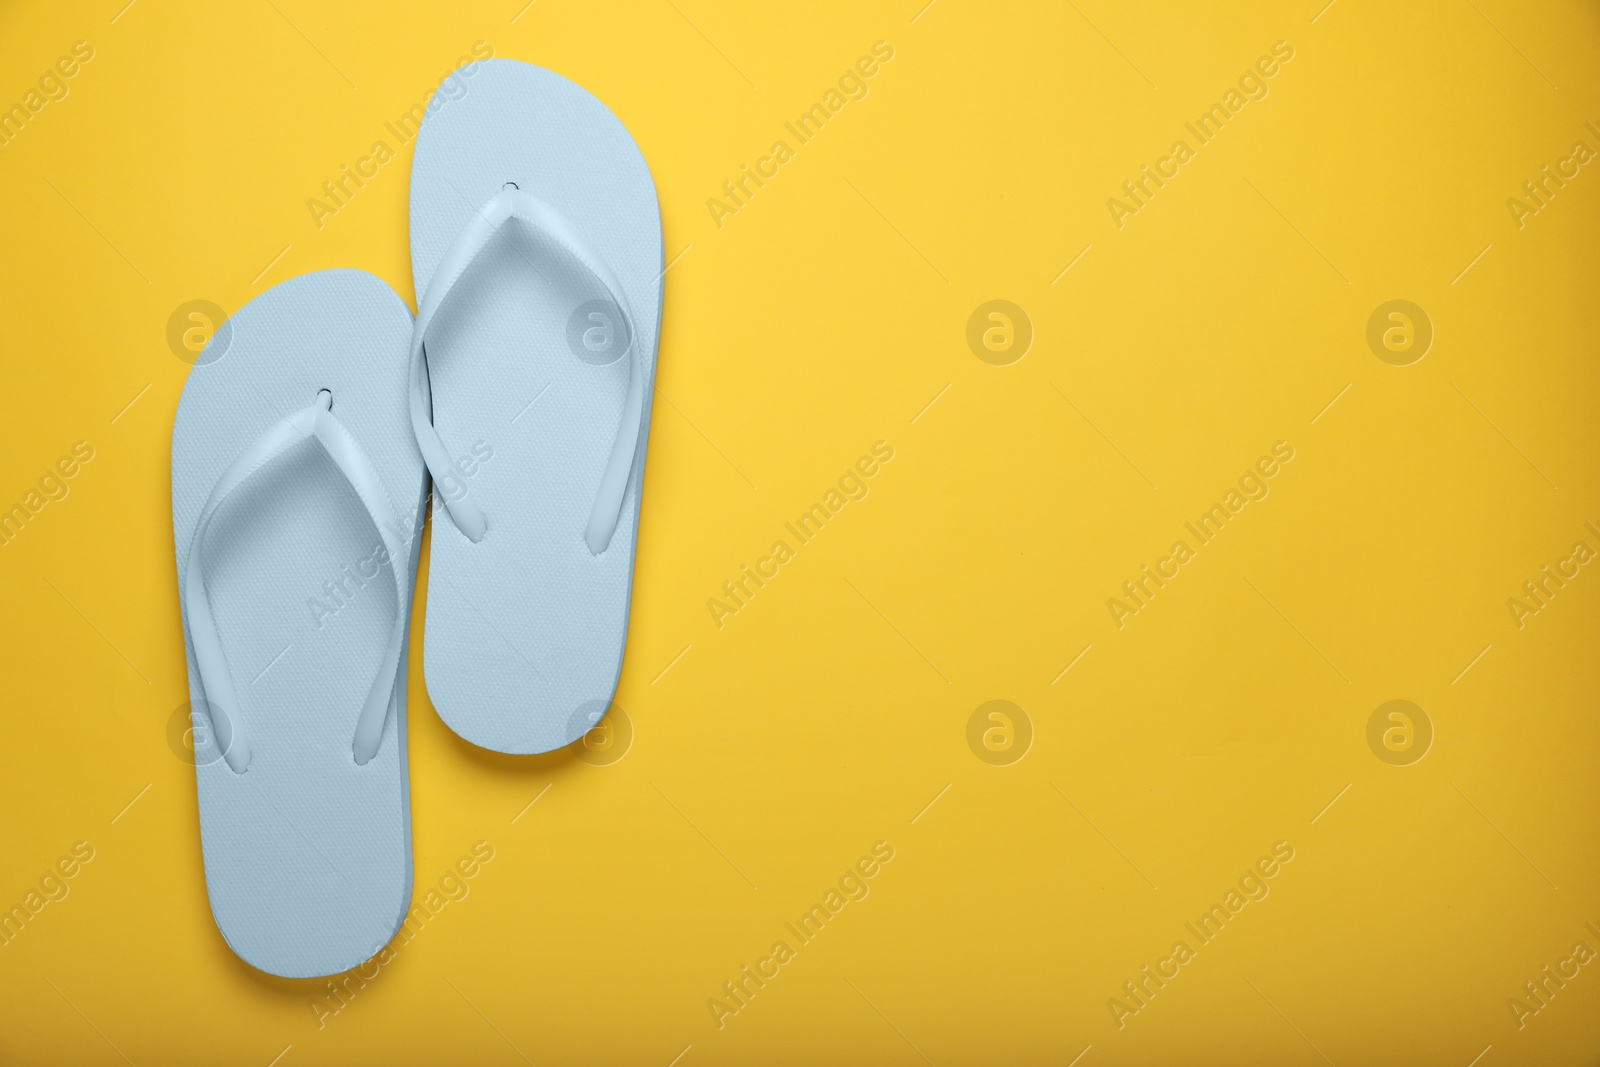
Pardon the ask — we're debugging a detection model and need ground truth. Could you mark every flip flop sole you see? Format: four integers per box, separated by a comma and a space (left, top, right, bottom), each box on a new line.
410, 60, 663, 754
171, 269, 424, 978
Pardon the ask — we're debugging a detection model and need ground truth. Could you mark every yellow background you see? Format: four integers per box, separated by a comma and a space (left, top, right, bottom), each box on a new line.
3, 0, 1599, 1063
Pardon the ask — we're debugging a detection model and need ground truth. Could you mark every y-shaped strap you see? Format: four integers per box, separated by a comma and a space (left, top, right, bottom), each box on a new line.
408, 186, 645, 555
184, 392, 409, 773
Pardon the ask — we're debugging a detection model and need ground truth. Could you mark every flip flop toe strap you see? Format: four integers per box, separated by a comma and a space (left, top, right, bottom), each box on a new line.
184, 391, 409, 773
408, 186, 646, 555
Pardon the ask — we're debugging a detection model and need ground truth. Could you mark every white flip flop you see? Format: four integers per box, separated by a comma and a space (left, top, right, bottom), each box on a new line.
407, 59, 663, 754
171, 269, 424, 978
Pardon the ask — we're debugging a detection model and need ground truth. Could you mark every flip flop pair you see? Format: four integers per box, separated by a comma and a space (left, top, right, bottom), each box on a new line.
170, 61, 661, 977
